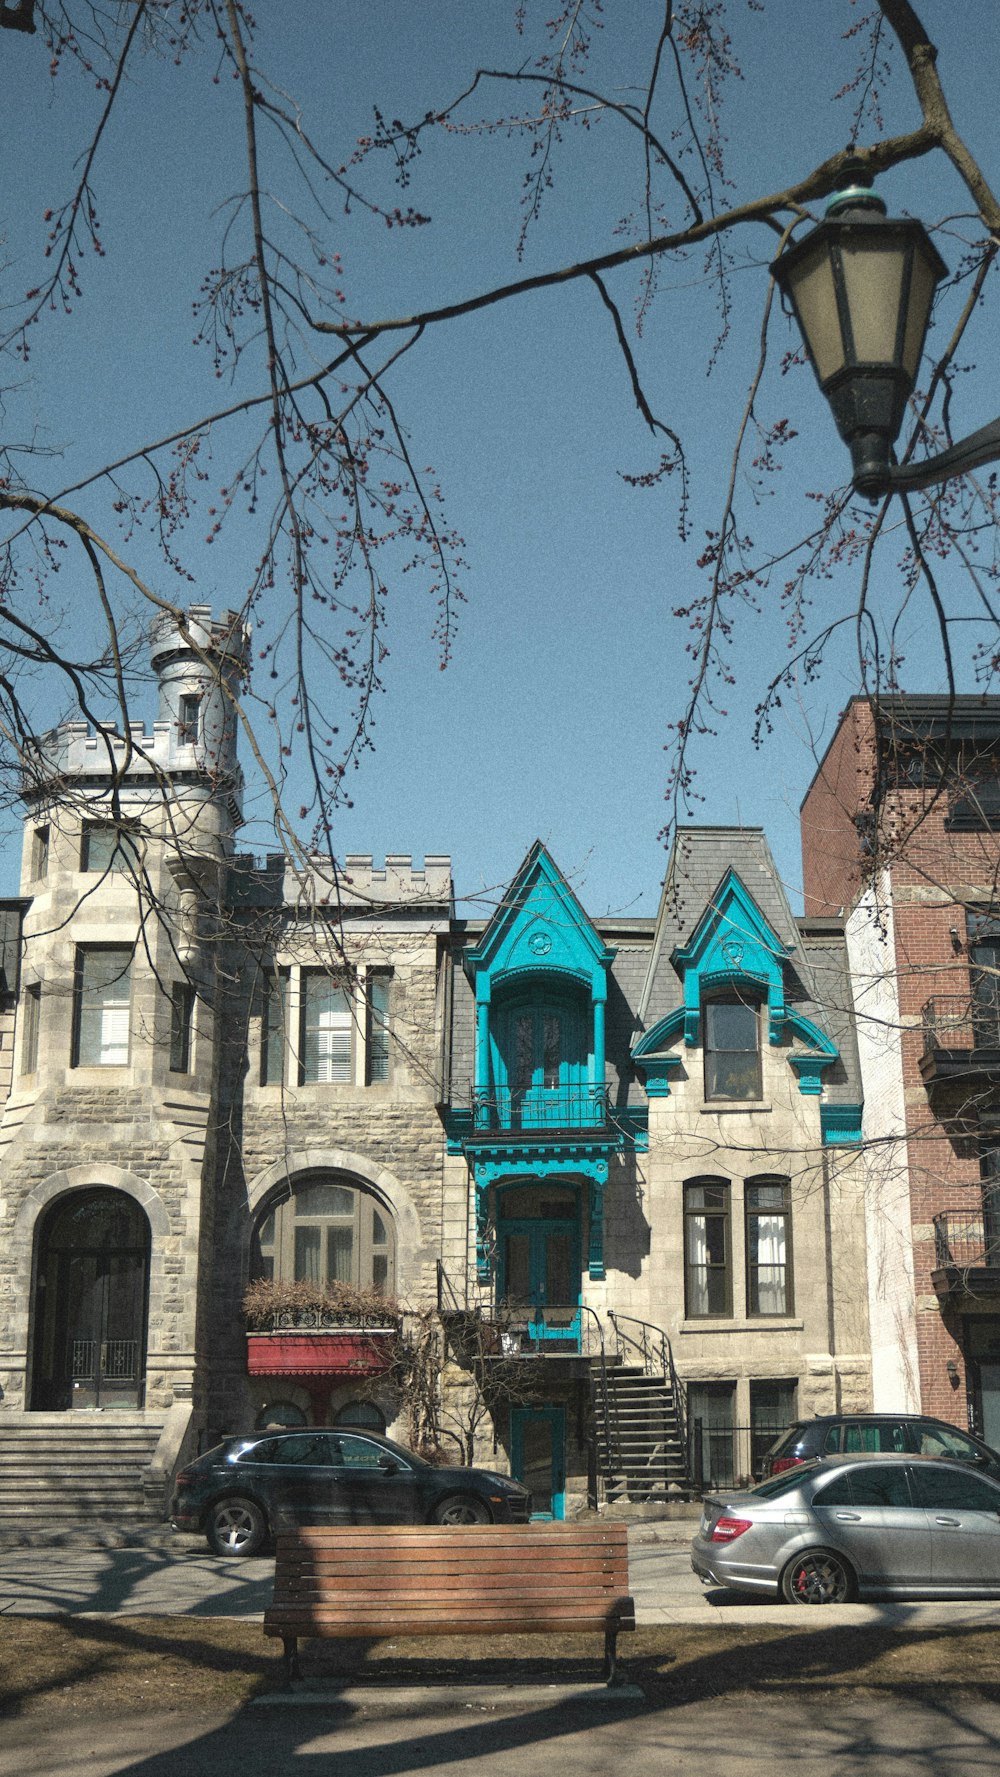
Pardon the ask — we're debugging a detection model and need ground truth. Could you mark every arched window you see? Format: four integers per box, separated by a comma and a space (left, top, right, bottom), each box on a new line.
334, 1399, 387, 1431
252, 1175, 395, 1294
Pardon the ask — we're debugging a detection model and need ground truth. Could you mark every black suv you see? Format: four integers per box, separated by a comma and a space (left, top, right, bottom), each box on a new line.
761, 1414, 1000, 1483
171, 1428, 532, 1556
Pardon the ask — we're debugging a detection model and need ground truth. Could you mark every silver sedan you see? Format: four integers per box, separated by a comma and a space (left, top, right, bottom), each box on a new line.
691, 1452, 1000, 1603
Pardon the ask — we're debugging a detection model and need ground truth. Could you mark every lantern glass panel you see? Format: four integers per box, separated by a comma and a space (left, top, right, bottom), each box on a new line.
838, 239, 905, 365
784, 243, 843, 383
901, 247, 939, 380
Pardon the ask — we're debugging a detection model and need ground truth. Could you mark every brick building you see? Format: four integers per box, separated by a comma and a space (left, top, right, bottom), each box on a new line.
801, 695, 1000, 1445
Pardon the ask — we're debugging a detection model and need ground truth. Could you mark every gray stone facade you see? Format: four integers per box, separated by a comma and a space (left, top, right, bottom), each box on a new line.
0, 611, 874, 1516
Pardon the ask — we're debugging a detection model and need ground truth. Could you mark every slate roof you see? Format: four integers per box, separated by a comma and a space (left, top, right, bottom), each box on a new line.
633, 828, 863, 1100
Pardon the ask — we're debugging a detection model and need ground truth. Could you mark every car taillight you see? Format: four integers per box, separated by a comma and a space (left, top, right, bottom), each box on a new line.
175, 1469, 194, 1489
769, 1456, 803, 1475
710, 1516, 753, 1543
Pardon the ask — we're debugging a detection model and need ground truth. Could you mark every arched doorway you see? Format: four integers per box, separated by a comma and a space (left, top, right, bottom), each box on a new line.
31, 1189, 151, 1410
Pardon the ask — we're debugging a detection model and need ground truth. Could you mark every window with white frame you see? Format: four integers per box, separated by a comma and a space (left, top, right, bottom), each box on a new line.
72, 946, 132, 1066
745, 1178, 793, 1315
253, 1176, 394, 1293
300, 971, 353, 1083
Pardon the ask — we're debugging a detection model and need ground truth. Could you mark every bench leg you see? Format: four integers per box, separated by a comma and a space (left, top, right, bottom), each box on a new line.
603, 1627, 619, 1686
282, 1636, 301, 1688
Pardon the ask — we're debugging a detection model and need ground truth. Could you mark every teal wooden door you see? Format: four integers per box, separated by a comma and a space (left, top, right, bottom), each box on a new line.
511, 1406, 566, 1519
496, 1184, 580, 1347
497, 999, 586, 1129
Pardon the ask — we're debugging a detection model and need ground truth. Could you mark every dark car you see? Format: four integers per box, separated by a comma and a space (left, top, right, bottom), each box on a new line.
760, 1414, 1000, 1483
171, 1428, 532, 1555
692, 1453, 1000, 1602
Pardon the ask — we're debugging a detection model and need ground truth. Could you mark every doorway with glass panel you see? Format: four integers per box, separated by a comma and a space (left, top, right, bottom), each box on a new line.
495, 1182, 580, 1348
31, 1188, 150, 1411
510, 1405, 566, 1519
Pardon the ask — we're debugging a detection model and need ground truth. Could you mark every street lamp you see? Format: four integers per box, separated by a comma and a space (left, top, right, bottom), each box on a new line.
771, 161, 1000, 500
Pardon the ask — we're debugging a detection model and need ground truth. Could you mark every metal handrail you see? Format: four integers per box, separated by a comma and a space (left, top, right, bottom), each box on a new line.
607, 1308, 687, 1459
436, 1257, 465, 1314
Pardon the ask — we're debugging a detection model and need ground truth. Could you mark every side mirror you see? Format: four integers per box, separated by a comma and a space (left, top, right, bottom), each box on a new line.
377, 1455, 400, 1475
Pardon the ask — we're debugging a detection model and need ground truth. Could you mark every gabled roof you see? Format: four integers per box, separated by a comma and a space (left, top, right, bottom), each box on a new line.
464, 840, 614, 995
638, 828, 809, 1029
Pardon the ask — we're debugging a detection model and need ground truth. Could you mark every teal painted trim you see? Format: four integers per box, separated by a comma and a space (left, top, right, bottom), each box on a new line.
789, 1053, 835, 1095
511, 1406, 566, 1520
464, 843, 613, 997
611, 1106, 649, 1150
588, 1178, 605, 1280
636, 1053, 684, 1098
787, 1010, 838, 1055
471, 1146, 611, 1190
475, 1170, 491, 1281
443, 1106, 474, 1155
821, 1103, 864, 1145
633, 1006, 686, 1057
669, 868, 791, 1045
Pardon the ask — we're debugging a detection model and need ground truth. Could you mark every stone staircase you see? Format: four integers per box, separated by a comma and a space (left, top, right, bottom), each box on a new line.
592, 1365, 690, 1501
0, 1415, 167, 1544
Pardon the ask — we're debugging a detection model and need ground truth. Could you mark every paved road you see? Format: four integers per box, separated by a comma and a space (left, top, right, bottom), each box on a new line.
4, 1529, 1000, 1629
2, 1689, 1000, 1777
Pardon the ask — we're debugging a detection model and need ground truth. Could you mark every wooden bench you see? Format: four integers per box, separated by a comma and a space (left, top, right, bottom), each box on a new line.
264, 1522, 635, 1685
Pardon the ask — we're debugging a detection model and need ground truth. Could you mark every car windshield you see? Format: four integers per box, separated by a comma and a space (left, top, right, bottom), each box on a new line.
748, 1463, 821, 1499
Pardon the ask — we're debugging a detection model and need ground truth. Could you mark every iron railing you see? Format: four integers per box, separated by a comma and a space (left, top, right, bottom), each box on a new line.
933, 1208, 1000, 1271
464, 1083, 610, 1133
922, 995, 1000, 1054
607, 1308, 687, 1462
688, 1419, 788, 1490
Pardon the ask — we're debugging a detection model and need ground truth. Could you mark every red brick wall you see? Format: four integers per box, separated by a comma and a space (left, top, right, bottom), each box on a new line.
800, 699, 876, 916
801, 700, 1000, 1418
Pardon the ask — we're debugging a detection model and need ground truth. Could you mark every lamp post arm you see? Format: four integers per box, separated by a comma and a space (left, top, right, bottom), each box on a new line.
875, 414, 1000, 496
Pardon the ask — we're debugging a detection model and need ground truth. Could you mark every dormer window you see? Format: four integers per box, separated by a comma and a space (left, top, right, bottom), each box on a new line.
704, 995, 761, 1101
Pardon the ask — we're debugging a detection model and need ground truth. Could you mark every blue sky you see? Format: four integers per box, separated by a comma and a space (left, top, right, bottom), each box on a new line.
3, 3, 998, 917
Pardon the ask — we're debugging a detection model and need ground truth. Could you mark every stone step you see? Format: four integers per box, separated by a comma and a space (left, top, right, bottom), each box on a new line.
0, 1421, 164, 1523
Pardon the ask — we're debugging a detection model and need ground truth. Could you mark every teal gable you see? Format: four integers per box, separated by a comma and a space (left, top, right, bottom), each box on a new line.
450, 842, 641, 1289
634, 867, 839, 1106
671, 868, 793, 1047
464, 840, 616, 1119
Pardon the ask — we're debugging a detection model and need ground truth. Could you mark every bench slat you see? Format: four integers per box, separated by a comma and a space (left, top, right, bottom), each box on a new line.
274, 1527, 626, 1549
277, 1564, 626, 1582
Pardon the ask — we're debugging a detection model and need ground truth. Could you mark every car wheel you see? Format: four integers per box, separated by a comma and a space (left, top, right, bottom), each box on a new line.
780, 1547, 856, 1605
430, 1494, 492, 1526
207, 1496, 267, 1557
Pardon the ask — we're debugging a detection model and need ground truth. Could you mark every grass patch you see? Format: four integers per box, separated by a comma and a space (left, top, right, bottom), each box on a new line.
4, 1617, 1000, 1718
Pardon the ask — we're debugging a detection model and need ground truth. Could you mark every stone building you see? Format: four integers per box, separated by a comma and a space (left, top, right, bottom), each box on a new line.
0, 608, 875, 1526
801, 694, 1000, 1445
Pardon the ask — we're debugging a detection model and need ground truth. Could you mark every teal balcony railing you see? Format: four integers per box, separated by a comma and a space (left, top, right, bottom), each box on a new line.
470, 1083, 609, 1133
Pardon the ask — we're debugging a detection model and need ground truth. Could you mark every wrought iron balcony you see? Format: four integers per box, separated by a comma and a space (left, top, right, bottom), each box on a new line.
932, 1207, 1000, 1302
468, 1083, 610, 1135
920, 996, 1000, 1088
